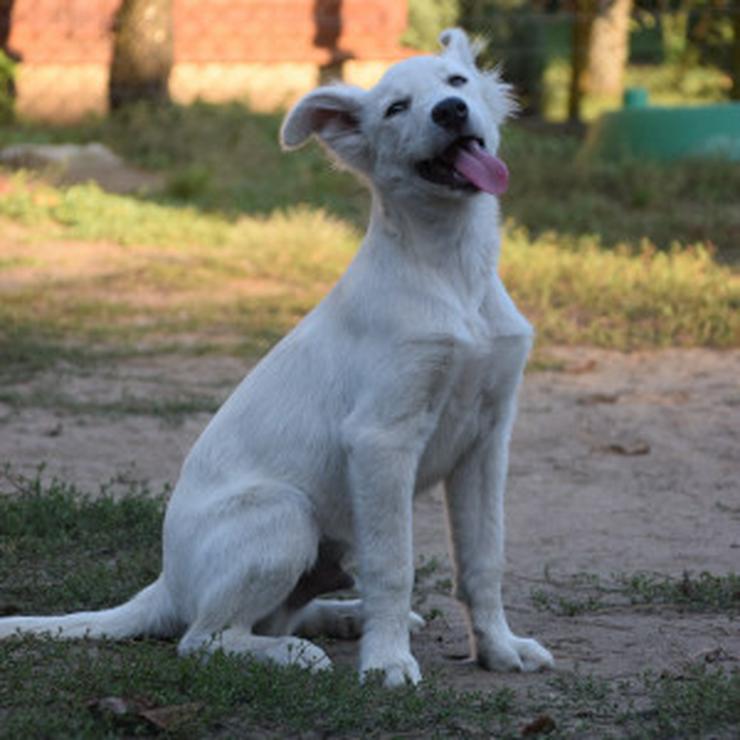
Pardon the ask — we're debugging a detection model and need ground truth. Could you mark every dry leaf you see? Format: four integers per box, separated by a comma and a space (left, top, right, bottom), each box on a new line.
564, 359, 598, 374
88, 695, 204, 732
577, 393, 621, 405
521, 713, 557, 735
601, 442, 651, 456
140, 702, 205, 731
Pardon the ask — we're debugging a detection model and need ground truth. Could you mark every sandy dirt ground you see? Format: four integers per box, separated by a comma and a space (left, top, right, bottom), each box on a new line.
1, 346, 738, 720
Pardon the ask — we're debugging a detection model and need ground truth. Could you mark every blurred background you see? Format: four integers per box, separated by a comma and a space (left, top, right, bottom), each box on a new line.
0, 1, 738, 367
1, 0, 738, 124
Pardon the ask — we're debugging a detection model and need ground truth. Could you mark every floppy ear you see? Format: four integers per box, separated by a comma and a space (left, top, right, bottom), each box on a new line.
439, 28, 481, 68
280, 84, 369, 172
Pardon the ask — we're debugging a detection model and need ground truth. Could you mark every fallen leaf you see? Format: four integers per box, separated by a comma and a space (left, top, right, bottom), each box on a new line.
564, 359, 598, 374
577, 393, 621, 405
140, 702, 205, 731
601, 442, 651, 456
521, 713, 557, 735
88, 696, 204, 732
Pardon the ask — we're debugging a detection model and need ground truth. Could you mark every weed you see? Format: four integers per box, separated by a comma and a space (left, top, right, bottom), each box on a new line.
1, 468, 738, 737
531, 570, 739, 617
0, 466, 164, 614
0, 387, 221, 425
634, 665, 740, 738
618, 571, 740, 613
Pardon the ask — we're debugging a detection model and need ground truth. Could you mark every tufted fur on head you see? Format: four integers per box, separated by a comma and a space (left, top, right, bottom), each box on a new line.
281, 28, 517, 202
439, 28, 518, 125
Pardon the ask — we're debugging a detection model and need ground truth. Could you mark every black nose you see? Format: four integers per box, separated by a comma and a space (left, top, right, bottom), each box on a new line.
431, 97, 468, 131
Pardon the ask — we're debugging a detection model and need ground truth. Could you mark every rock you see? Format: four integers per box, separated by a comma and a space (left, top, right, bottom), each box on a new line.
0, 142, 164, 194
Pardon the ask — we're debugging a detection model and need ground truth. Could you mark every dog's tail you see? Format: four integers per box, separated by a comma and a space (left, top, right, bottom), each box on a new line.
0, 575, 181, 641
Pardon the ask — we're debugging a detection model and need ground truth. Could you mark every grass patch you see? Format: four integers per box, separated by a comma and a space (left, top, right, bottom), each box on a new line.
3, 100, 739, 259
541, 666, 740, 738
1, 101, 739, 375
503, 233, 740, 349
1, 468, 738, 737
1, 179, 737, 374
0, 467, 164, 614
531, 570, 740, 617
0, 387, 221, 424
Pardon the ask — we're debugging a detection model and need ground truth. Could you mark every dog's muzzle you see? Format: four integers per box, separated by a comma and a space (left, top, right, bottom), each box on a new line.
416, 136, 509, 196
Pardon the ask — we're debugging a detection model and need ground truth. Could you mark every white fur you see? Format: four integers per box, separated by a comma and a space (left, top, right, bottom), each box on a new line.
0, 30, 553, 687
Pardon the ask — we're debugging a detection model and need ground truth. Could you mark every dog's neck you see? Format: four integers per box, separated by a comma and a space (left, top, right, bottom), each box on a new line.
366, 190, 501, 299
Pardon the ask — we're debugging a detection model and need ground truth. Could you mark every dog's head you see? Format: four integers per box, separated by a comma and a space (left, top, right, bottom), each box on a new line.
281, 29, 515, 203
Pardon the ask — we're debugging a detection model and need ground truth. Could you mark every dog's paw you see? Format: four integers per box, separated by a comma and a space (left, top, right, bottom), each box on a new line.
360, 644, 422, 688
477, 632, 553, 673
268, 637, 333, 673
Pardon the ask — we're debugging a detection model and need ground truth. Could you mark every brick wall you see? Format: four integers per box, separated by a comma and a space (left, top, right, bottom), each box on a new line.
5, 0, 409, 119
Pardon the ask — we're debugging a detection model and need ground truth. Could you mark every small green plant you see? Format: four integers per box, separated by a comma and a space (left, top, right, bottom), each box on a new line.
639, 665, 740, 738
618, 571, 740, 612
532, 570, 740, 617
0, 49, 15, 124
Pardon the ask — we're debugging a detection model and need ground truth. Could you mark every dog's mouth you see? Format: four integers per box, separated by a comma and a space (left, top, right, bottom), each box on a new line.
416, 137, 509, 196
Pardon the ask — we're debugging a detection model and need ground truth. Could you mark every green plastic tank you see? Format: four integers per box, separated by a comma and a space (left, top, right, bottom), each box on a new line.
583, 88, 740, 162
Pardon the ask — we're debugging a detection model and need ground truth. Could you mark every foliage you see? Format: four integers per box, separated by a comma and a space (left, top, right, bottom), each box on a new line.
460, 0, 547, 114
402, 0, 461, 51
0, 49, 14, 124
0, 101, 738, 373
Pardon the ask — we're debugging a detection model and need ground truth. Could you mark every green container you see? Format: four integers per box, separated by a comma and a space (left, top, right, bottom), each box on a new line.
584, 90, 740, 162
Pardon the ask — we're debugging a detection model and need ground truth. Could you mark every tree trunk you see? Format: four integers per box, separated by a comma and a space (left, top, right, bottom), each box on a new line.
731, 0, 740, 100
569, 0, 597, 122
587, 0, 633, 96
109, 0, 173, 110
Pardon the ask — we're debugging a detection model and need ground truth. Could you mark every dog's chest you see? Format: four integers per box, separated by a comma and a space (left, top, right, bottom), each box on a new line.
417, 330, 530, 489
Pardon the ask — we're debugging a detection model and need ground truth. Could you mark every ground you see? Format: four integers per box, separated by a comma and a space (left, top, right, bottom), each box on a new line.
2, 344, 738, 734
0, 130, 738, 734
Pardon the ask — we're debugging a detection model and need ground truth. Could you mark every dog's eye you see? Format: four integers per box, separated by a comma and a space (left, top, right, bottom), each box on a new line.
448, 74, 468, 87
384, 99, 410, 118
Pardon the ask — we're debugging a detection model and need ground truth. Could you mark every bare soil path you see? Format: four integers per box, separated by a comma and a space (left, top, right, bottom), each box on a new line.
1, 347, 738, 723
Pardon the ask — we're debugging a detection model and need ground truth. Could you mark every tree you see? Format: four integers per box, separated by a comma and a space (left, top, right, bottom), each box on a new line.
0, 0, 16, 122
569, 0, 596, 122
109, 0, 173, 110
460, 0, 547, 116
733, 0, 740, 99
568, 0, 633, 121
587, 0, 633, 96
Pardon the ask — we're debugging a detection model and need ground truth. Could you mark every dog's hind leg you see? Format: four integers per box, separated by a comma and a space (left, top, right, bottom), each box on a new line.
290, 599, 425, 640
169, 482, 331, 671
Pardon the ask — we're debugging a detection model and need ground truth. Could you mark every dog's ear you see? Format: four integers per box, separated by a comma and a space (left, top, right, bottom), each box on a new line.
439, 28, 482, 69
280, 84, 369, 171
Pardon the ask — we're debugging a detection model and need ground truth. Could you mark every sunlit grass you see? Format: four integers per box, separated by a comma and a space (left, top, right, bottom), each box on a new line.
543, 59, 730, 122
1, 99, 739, 374
1, 175, 737, 373
503, 228, 740, 348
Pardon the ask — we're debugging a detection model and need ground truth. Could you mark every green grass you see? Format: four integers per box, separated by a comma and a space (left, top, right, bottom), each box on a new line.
1, 468, 738, 738
531, 570, 740, 617
543, 59, 730, 123
0, 387, 221, 424
0, 100, 739, 376
0, 466, 164, 614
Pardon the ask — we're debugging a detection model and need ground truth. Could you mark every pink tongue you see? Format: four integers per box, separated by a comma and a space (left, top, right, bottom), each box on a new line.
454, 140, 509, 195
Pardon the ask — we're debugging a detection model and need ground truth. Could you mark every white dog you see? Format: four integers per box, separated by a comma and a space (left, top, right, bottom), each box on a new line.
0, 29, 553, 687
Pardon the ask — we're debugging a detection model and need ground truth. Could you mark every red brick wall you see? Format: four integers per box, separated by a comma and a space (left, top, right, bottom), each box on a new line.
9, 0, 120, 64
8, 0, 408, 66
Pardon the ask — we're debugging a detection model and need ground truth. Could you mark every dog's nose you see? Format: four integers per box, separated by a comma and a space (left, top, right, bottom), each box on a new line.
431, 97, 468, 131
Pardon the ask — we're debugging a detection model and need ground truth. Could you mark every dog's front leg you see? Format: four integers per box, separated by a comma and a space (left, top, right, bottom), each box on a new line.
345, 427, 421, 687
445, 395, 554, 673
